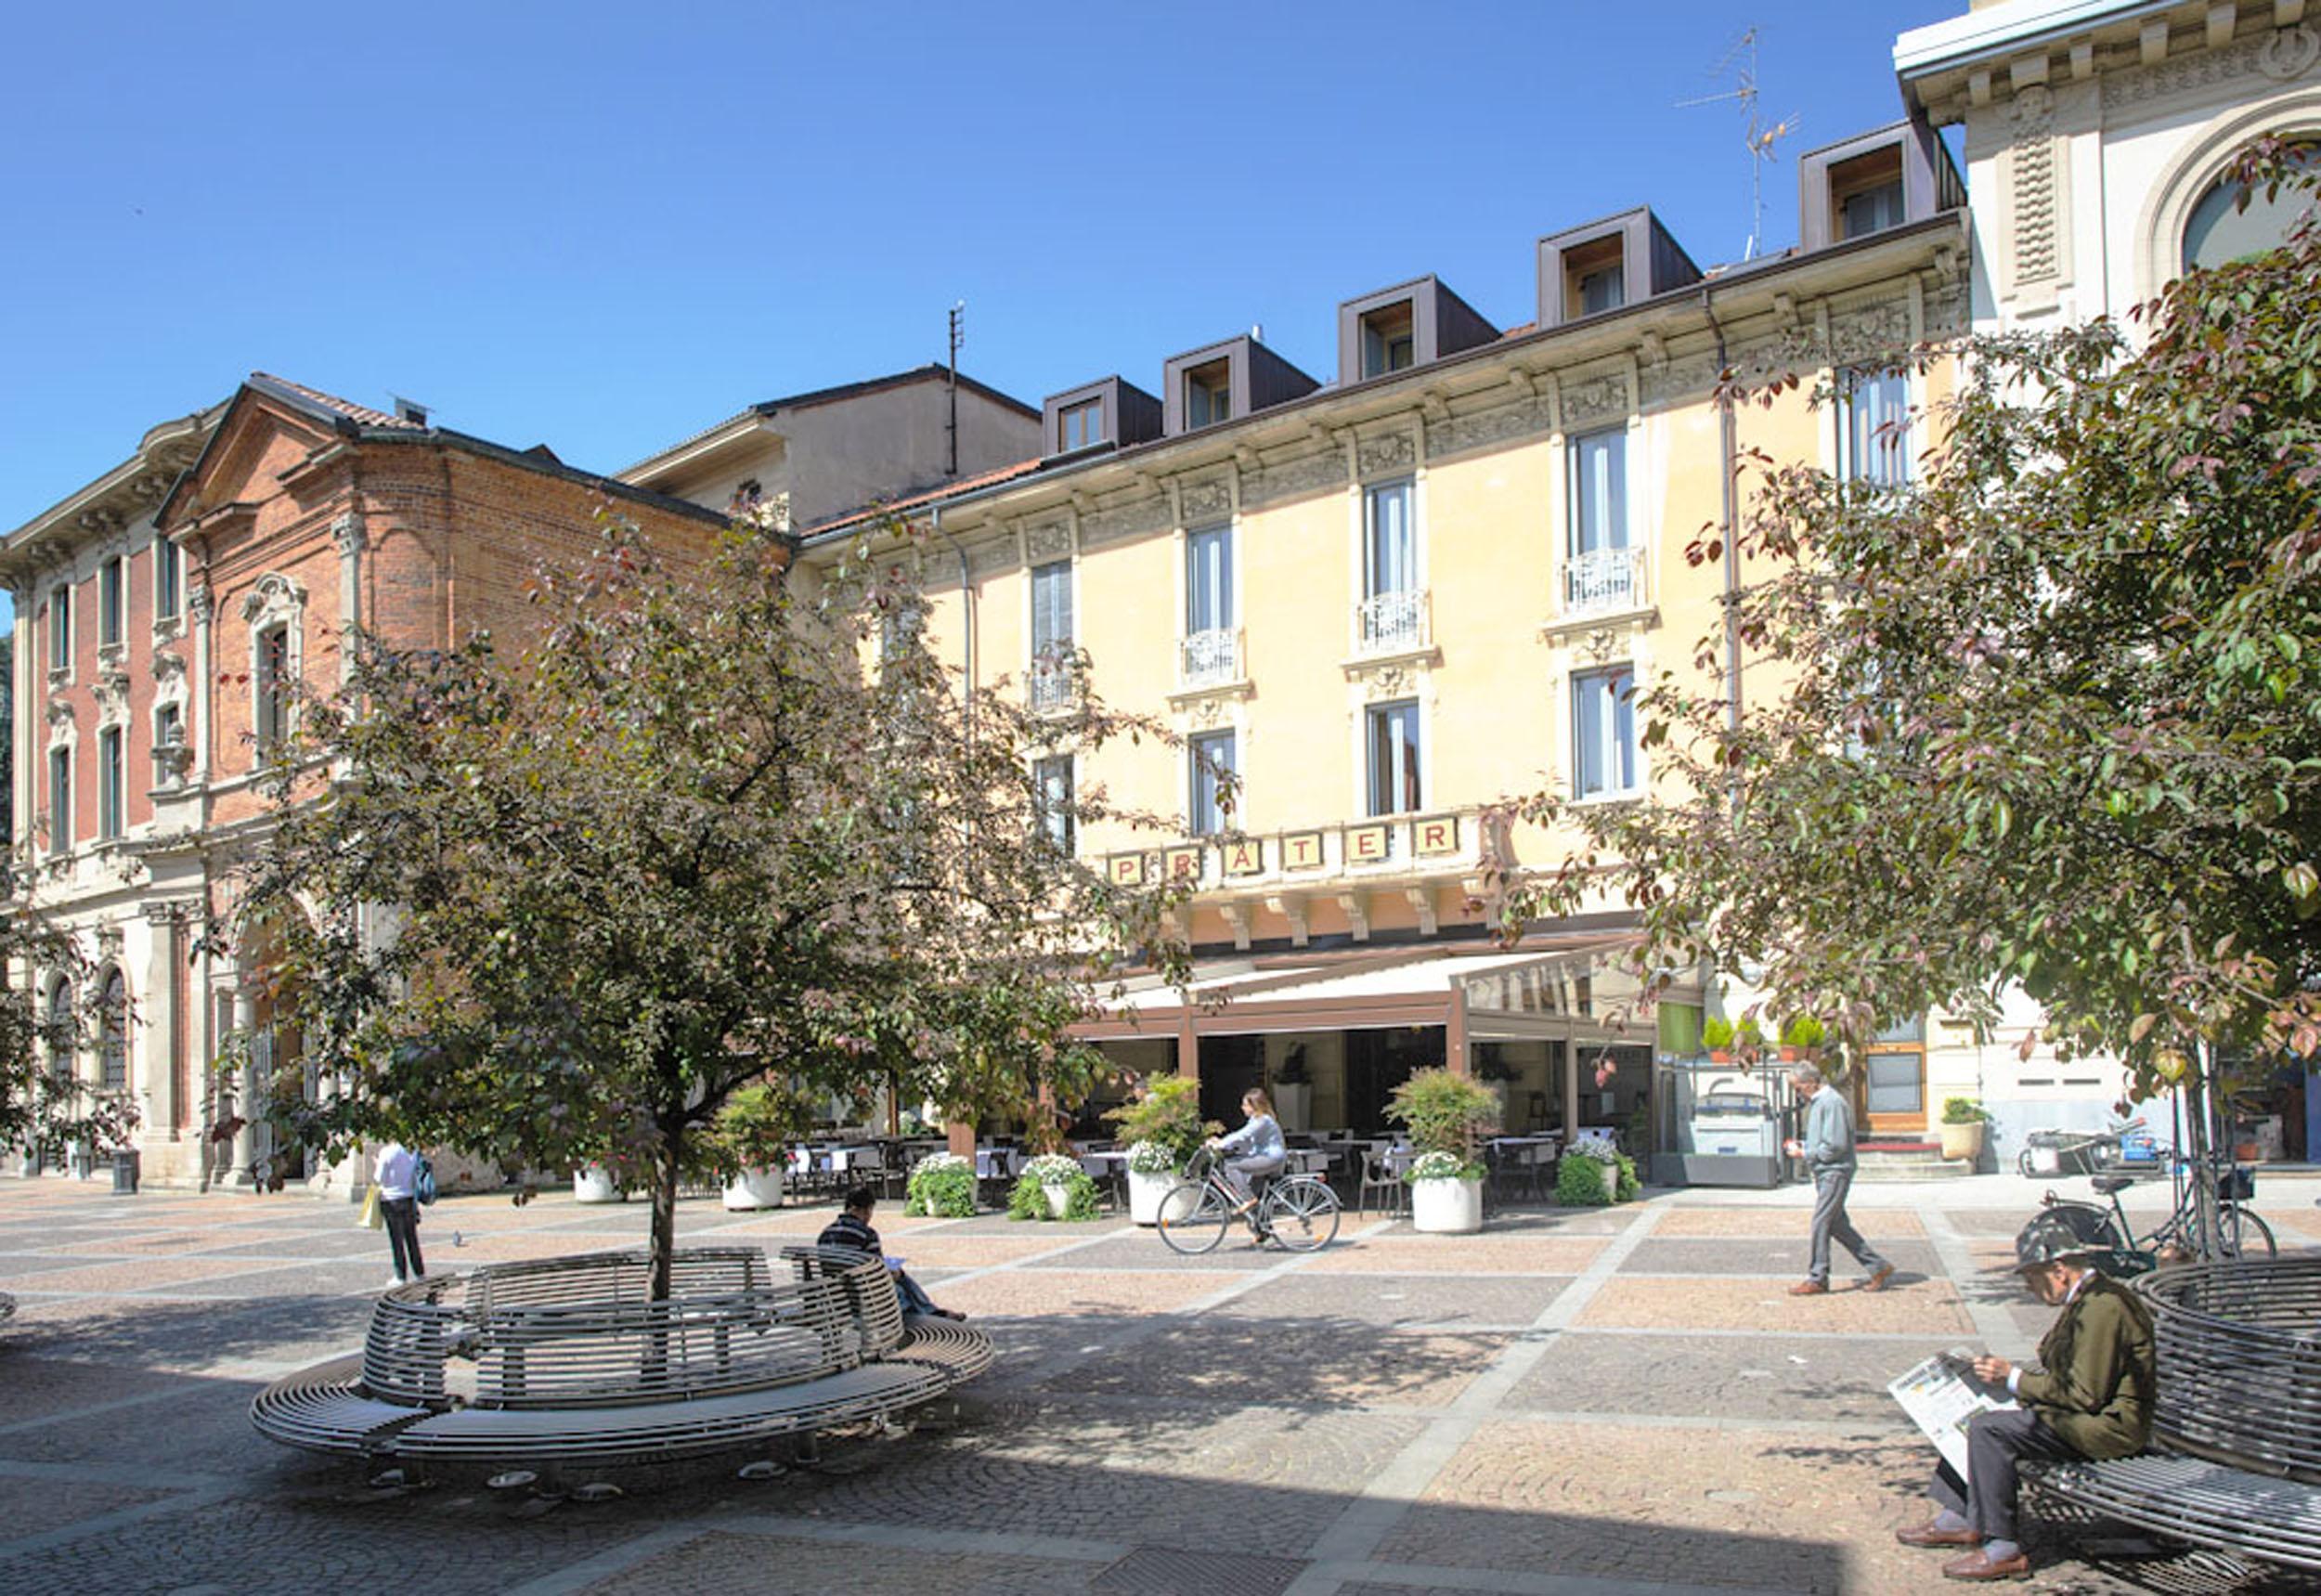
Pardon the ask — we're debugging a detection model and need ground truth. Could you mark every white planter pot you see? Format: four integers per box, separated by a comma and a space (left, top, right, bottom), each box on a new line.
722, 1166, 784, 1211
1272, 1083, 1312, 1134
1410, 1174, 1485, 1234
1128, 1167, 1176, 1226
1043, 1183, 1073, 1219
573, 1165, 624, 1204
1600, 1161, 1619, 1201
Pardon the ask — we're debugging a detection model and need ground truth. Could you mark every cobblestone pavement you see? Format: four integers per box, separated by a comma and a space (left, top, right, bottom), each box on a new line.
3, 1172, 2317, 1595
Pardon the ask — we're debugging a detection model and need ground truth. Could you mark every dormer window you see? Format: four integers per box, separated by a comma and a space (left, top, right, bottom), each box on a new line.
1359, 303, 1415, 378
1832, 147, 1906, 240
1567, 237, 1627, 318
1057, 397, 1103, 452
1184, 359, 1232, 428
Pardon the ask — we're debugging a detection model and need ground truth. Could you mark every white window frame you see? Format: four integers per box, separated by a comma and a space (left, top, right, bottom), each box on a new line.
1571, 664, 1640, 800
1364, 698, 1424, 818
1839, 368, 1913, 487
1187, 729, 1237, 837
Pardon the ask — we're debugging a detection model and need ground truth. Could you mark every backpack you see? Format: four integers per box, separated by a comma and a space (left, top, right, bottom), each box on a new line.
412, 1153, 438, 1206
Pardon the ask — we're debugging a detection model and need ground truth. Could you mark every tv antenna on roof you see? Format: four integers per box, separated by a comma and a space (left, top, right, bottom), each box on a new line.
1677, 27, 1799, 262
946, 300, 965, 478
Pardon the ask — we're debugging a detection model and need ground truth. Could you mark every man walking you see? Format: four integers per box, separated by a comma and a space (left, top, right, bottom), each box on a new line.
372, 1139, 425, 1288
1783, 1061, 1893, 1295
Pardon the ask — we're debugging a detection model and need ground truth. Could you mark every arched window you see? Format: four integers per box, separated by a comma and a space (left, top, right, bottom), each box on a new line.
45, 979, 74, 1081
2182, 147, 2317, 271
97, 968, 127, 1091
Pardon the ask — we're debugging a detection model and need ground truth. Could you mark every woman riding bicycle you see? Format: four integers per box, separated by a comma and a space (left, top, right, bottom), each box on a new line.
1209, 1087, 1286, 1214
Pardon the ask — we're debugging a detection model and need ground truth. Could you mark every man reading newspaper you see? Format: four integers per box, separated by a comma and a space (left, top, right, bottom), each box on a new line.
1894, 1213, 2156, 1582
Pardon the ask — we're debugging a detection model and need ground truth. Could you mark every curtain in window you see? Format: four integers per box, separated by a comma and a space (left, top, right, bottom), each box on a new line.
47, 980, 73, 1080
1035, 756, 1074, 852
1367, 701, 1421, 816
1574, 668, 1636, 798
1186, 526, 1233, 634
1189, 732, 1236, 835
1571, 430, 1627, 554
1848, 373, 1909, 487
1364, 481, 1416, 599
98, 969, 127, 1090
1031, 562, 1073, 657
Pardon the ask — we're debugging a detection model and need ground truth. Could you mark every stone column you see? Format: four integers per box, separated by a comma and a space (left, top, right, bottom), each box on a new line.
227, 985, 256, 1185
332, 512, 365, 683
1562, 1038, 1583, 1142
141, 902, 181, 1139
188, 585, 214, 786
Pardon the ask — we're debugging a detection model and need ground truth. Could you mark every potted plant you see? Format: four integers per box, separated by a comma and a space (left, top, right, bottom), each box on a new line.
1702, 1016, 1736, 1063
712, 1083, 800, 1211
1387, 1067, 1499, 1234
1555, 1138, 1640, 1204
1734, 1016, 1766, 1059
1104, 1076, 1214, 1226
1778, 1015, 1827, 1062
573, 1163, 625, 1203
1271, 1045, 1313, 1134
1010, 1152, 1100, 1221
904, 1150, 977, 1216
1940, 1097, 1988, 1162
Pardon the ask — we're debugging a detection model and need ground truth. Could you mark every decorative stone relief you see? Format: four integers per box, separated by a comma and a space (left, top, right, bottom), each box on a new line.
1562, 372, 1629, 427
966, 538, 1015, 576
331, 512, 367, 556
1078, 497, 1170, 550
1178, 477, 1232, 521
45, 699, 74, 728
2006, 85, 2062, 288
188, 586, 214, 625
1024, 520, 1072, 563
1423, 396, 1551, 461
1187, 696, 1227, 730
2263, 23, 2321, 80
1828, 300, 1914, 364
1242, 448, 1347, 511
1640, 353, 1724, 409
240, 572, 306, 623
1361, 664, 1412, 697
1925, 279, 1972, 340
1355, 431, 1417, 478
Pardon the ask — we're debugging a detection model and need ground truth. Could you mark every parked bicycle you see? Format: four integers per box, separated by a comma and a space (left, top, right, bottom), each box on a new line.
2016, 1115, 2148, 1177
2040, 1157, 2276, 1272
1157, 1147, 1341, 1255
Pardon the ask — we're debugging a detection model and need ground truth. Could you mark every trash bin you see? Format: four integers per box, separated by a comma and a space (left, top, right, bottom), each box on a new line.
110, 1148, 139, 1195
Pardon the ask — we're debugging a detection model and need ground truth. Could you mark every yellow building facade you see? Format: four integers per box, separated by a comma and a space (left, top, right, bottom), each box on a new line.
799, 123, 1969, 1145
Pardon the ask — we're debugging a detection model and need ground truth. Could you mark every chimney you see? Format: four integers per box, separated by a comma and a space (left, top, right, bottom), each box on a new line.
392, 396, 430, 426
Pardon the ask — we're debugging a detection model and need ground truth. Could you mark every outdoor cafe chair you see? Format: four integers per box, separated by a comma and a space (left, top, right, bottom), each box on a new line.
1356, 1148, 1406, 1218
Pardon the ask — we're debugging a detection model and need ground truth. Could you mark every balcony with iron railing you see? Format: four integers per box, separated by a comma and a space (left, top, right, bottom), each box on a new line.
1178, 627, 1244, 691
1562, 545, 1645, 616
1353, 587, 1432, 658
1028, 653, 1078, 713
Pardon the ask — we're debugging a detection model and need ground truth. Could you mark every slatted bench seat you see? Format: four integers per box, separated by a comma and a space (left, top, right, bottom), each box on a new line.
2027, 1255, 2321, 1574
250, 1244, 991, 1472
0, 1291, 15, 1326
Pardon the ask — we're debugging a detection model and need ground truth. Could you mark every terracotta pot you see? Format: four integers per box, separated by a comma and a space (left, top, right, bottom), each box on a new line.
1707, 1048, 1732, 1064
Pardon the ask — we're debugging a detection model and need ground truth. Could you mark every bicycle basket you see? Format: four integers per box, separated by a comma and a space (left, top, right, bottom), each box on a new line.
2218, 1165, 2255, 1202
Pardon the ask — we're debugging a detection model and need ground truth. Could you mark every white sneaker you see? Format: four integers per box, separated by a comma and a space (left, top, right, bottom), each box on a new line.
385, 1274, 407, 1289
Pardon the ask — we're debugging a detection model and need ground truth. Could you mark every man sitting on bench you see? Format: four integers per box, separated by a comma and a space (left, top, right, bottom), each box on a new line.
818, 1187, 966, 1321
1896, 1212, 2156, 1581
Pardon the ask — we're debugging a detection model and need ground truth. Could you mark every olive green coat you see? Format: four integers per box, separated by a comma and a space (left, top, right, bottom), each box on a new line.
2016, 1273, 2157, 1460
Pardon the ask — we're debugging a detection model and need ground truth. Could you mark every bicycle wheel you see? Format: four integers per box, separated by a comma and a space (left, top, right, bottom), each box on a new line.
1157, 1181, 1232, 1256
2218, 1204, 2278, 1260
1263, 1179, 1341, 1252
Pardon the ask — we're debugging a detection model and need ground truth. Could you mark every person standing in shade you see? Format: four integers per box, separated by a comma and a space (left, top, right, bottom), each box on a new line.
1783, 1061, 1893, 1295
372, 1139, 425, 1288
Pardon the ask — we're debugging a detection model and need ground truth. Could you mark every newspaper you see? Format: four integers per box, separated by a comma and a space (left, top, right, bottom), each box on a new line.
1888, 1346, 2020, 1478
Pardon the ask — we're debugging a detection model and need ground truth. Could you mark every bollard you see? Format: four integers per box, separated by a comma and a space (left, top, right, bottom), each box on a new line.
110, 1148, 139, 1195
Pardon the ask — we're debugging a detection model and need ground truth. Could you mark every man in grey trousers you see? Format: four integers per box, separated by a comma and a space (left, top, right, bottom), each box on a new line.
1782, 1061, 1894, 1295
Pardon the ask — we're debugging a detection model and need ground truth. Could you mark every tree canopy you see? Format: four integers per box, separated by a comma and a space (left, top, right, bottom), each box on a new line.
0, 893, 139, 1164
229, 513, 1186, 1294
1498, 145, 2321, 1109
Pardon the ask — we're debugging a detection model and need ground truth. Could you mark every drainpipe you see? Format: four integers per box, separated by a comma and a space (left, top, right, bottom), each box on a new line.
930, 505, 974, 712
1700, 282, 1742, 750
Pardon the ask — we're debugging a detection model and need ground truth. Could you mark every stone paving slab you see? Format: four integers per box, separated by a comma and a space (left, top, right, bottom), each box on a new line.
0, 1373, 273, 1476
1388, 1420, 1959, 1595
1021, 1236, 1275, 1272
934, 1268, 1223, 1320
0, 1252, 113, 1276
1655, 1206, 1929, 1239
1578, 1275, 1975, 1335
1623, 1237, 1944, 1280
0, 1356, 202, 1428
1232, 1273, 1573, 1330
578, 1530, 1098, 1594
1305, 1237, 1605, 1276
0, 1474, 176, 1540
1036, 1321, 1506, 1410
1509, 1330, 1921, 1427
136, 1262, 395, 1300
0, 1255, 292, 1294
881, 1236, 1096, 1268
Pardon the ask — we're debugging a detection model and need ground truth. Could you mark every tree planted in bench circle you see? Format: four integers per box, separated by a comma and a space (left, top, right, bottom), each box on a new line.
228, 512, 1188, 1298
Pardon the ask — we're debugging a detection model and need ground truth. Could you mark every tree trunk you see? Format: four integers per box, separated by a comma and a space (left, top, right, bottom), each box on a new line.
648, 1135, 681, 1302
2185, 1058, 2221, 1260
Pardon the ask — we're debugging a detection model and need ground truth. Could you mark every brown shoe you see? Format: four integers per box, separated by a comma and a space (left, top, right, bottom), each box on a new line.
1897, 1522, 1980, 1549
1788, 1279, 1829, 1296
1941, 1549, 2029, 1580
1864, 1264, 1897, 1292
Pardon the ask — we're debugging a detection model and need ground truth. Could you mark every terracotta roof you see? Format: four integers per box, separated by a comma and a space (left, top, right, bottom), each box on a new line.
248, 372, 424, 431
806, 456, 1048, 538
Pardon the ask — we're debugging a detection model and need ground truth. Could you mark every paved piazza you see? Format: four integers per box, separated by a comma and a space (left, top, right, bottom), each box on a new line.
2, 1174, 2315, 1595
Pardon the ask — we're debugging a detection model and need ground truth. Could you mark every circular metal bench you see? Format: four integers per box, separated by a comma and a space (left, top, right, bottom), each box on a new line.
2033, 1255, 2321, 1573
250, 1244, 990, 1471
0, 1291, 15, 1327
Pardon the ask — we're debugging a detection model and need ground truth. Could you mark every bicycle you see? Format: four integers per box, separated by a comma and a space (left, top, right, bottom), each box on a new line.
2040, 1157, 2276, 1272
1157, 1147, 1341, 1255
2016, 1115, 2146, 1177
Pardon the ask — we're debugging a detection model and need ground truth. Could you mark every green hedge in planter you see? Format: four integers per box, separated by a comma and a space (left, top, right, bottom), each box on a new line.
1555, 1146, 1640, 1206
905, 1153, 976, 1217
1007, 1153, 1102, 1222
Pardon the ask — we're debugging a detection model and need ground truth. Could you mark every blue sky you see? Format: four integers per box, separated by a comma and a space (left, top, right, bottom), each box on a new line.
0, 0, 1957, 625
